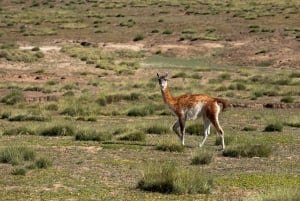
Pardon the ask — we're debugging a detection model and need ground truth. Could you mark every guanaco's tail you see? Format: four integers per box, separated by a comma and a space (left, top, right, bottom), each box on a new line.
214, 98, 227, 111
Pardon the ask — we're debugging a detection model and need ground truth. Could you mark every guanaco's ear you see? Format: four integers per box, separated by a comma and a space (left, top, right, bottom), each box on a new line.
157, 73, 160, 78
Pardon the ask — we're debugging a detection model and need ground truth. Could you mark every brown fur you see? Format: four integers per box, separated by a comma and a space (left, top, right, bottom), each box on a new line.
157, 73, 227, 149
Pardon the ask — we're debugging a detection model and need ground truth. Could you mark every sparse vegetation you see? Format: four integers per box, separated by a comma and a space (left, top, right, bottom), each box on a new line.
223, 144, 272, 158
0, 0, 299, 200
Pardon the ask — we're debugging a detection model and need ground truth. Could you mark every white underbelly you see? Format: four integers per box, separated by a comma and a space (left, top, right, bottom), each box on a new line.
186, 103, 204, 120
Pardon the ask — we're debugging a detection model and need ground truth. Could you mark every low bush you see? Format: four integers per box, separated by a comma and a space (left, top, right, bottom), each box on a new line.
186, 123, 203, 135
137, 161, 213, 194
75, 129, 112, 141
171, 72, 188, 78
249, 188, 300, 201
127, 106, 155, 117
39, 125, 75, 136
35, 157, 53, 169
146, 125, 169, 134
156, 139, 184, 152
242, 126, 257, 131
280, 96, 294, 103
133, 34, 144, 41
0, 49, 44, 62
0, 146, 36, 165
1, 89, 24, 105
264, 123, 283, 132
11, 167, 26, 176
3, 127, 35, 136
8, 114, 48, 122
284, 122, 300, 128
45, 103, 59, 111
223, 144, 272, 158
118, 131, 145, 142
191, 149, 213, 165
0, 111, 11, 119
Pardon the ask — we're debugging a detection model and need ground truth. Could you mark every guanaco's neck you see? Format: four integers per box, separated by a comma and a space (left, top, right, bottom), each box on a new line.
161, 85, 175, 106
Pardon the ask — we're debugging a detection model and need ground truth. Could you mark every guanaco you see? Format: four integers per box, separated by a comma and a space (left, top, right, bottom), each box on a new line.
157, 73, 227, 150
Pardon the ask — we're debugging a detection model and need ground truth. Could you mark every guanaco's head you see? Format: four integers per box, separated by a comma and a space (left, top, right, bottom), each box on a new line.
157, 73, 168, 91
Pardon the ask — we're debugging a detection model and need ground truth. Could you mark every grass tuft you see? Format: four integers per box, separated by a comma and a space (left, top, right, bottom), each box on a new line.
118, 131, 146, 142
35, 157, 53, 169
39, 125, 75, 136
156, 138, 184, 152
3, 127, 36, 136
1, 89, 24, 105
11, 167, 26, 176
137, 161, 213, 194
0, 146, 36, 165
75, 129, 112, 142
264, 123, 283, 132
186, 123, 203, 135
146, 125, 169, 134
223, 144, 272, 158
191, 149, 214, 165
249, 188, 300, 201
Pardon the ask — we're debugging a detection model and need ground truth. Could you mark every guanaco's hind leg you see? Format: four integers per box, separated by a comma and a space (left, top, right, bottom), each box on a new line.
205, 102, 225, 150
199, 117, 211, 148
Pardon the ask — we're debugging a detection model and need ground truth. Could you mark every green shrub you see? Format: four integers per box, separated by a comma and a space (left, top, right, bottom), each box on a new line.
250, 188, 300, 201
146, 125, 169, 134
8, 114, 48, 122
242, 126, 257, 131
0, 146, 36, 165
133, 34, 144, 41
40, 125, 75, 136
11, 167, 26, 175
223, 144, 272, 158
171, 72, 188, 78
284, 122, 300, 128
218, 73, 231, 80
45, 103, 58, 111
3, 127, 35, 136
96, 97, 107, 106
0, 111, 11, 119
280, 96, 294, 103
156, 140, 184, 152
191, 149, 213, 165
1, 90, 24, 105
162, 29, 172, 35
35, 157, 52, 169
0, 41, 18, 49
0, 49, 43, 62
118, 131, 145, 141
75, 129, 112, 141
127, 106, 155, 117
236, 83, 247, 90
186, 123, 203, 135
289, 72, 300, 78
264, 123, 283, 132
137, 161, 213, 194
